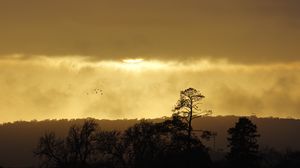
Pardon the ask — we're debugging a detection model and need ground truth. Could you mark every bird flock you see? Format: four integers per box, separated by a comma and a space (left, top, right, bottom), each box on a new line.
85, 88, 103, 95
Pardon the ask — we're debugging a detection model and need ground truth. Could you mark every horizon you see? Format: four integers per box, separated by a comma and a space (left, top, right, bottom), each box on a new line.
2, 114, 300, 125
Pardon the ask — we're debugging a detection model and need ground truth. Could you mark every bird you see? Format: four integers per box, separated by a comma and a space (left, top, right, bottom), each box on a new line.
87, 88, 104, 95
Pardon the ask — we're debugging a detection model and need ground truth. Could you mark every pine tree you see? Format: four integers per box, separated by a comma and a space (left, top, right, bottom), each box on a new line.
227, 117, 260, 168
173, 88, 211, 150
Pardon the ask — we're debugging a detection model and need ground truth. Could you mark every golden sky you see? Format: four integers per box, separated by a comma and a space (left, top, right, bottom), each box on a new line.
0, 0, 300, 122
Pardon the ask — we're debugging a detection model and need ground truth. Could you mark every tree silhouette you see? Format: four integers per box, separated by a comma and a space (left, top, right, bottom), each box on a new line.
227, 117, 260, 168
34, 117, 213, 168
34, 132, 68, 168
124, 120, 171, 168
66, 120, 98, 166
95, 130, 127, 168
160, 115, 211, 168
122, 118, 211, 168
35, 119, 98, 168
201, 130, 218, 151
173, 88, 212, 150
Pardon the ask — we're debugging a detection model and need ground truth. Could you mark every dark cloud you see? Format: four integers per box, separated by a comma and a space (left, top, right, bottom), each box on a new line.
1, 0, 300, 63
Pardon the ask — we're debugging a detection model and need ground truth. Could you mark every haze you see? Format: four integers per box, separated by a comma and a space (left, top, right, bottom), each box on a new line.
1, 0, 300, 122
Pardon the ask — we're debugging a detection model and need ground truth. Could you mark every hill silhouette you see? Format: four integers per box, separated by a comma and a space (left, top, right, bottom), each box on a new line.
0, 116, 300, 167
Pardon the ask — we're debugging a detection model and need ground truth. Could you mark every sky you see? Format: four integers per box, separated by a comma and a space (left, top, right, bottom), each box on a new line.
0, 0, 300, 122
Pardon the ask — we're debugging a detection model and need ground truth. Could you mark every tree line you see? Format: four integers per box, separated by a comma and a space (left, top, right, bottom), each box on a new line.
34, 88, 300, 168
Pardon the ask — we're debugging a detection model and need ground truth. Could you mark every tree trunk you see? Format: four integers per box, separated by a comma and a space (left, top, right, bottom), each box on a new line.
188, 99, 193, 150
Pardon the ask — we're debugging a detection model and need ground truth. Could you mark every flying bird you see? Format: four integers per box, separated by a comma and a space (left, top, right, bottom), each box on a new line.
85, 88, 104, 96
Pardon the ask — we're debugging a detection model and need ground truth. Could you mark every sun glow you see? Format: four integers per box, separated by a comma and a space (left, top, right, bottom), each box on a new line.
121, 58, 146, 71
122, 58, 144, 64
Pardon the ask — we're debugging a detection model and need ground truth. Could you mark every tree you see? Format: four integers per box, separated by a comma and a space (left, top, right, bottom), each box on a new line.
227, 117, 260, 168
66, 120, 98, 166
35, 119, 98, 168
34, 132, 68, 168
122, 118, 211, 168
124, 121, 163, 168
96, 131, 126, 168
173, 88, 211, 150
159, 115, 211, 168
35, 117, 211, 168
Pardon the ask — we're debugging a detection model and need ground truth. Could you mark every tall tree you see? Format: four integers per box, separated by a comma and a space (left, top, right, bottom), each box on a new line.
173, 88, 211, 149
159, 116, 211, 168
35, 120, 98, 168
34, 132, 68, 168
66, 120, 98, 165
227, 117, 260, 168
124, 121, 163, 168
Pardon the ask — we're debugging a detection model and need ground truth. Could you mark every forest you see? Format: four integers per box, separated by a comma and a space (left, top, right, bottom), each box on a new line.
31, 88, 300, 168
0, 88, 299, 168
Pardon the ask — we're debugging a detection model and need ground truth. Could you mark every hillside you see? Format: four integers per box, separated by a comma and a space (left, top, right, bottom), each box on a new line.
0, 116, 300, 167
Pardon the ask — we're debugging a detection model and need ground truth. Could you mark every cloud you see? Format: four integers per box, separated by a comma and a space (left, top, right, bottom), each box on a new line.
262, 75, 300, 118
0, 0, 300, 63
0, 56, 300, 122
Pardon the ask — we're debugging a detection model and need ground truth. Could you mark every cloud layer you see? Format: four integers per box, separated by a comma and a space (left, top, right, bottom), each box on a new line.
0, 56, 299, 122
1, 0, 300, 63
1, 1, 300, 122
